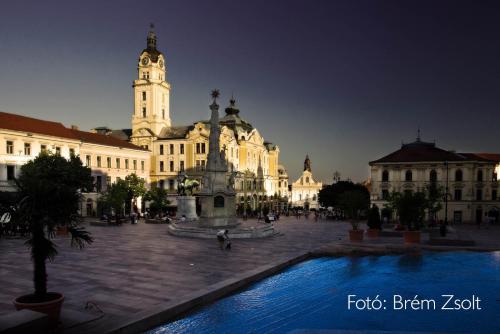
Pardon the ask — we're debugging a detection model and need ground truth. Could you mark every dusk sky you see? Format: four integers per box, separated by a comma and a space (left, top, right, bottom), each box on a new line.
1, 0, 499, 182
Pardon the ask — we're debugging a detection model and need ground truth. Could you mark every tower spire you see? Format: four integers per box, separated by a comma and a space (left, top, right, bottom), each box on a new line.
147, 23, 157, 50
416, 127, 421, 142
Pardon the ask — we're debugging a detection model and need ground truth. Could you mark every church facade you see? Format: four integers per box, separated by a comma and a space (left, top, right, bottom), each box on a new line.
102, 26, 286, 212
290, 155, 323, 209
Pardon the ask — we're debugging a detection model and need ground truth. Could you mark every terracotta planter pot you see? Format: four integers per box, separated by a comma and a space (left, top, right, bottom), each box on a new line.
366, 229, 380, 238
349, 229, 364, 242
14, 292, 64, 326
56, 226, 69, 236
403, 231, 421, 244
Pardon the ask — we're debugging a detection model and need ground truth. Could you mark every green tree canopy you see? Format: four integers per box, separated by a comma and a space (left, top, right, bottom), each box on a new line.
15, 152, 93, 300
144, 187, 170, 215
319, 180, 369, 208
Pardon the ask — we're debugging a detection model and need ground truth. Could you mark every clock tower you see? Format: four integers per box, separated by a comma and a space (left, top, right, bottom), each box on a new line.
131, 24, 171, 144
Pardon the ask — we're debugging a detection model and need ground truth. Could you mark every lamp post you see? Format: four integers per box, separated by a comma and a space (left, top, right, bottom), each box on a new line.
444, 161, 449, 224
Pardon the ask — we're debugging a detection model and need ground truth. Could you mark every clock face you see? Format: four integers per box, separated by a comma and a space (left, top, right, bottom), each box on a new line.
159, 59, 164, 68
141, 57, 149, 65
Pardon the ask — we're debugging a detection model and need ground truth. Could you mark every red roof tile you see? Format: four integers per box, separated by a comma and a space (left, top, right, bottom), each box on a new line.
0, 111, 77, 140
0, 111, 147, 151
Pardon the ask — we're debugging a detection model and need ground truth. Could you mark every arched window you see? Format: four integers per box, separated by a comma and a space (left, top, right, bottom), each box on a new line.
382, 170, 389, 182
305, 177, 309, 183
455, 169, 463, 182
430, 170, 437, 183
405, 170, 413, 182
477, 170, 483, 182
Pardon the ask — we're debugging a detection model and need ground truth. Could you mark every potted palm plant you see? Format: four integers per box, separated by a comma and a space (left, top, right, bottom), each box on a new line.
12, 153, 93, 327
366, 204, 382, 238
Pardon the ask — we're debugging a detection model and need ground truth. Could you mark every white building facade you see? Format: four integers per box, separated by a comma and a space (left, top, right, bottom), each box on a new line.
370, 137, 500, 224
0, 112, 149, 216
291, 155, 323, 209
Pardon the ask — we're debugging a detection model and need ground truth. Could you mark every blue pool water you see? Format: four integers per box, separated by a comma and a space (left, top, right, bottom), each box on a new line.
148, 252, 500, 333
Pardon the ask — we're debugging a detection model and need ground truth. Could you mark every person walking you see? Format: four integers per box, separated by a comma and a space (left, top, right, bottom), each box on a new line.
217, 229, 230, 250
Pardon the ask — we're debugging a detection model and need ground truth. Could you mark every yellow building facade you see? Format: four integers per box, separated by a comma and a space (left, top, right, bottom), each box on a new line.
113, 26, 286, 212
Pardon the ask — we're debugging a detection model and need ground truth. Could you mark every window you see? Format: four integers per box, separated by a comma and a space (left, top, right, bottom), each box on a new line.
454, 189, 462, 201
382, 190, 389, 200
125, 159, 129, 169
405, 170, 413, 182
169, 144, 174, 154
477, 170, 483, 182
476, 189, 482, 201
6, 141, 13, 154
196, 160, 201, 171
96, 176, 102, 193
107, 157, 111, 168
96, 156, 102, 167
116, 158, 120, 169
455, 169, 463, 182
180, 144, 184, 154
142, 107, 146, 118
180, 160, 185, 172
201, 160, 206, 171
430, 170, 437, 183
142, 91, 146, 101
160, 161, 164, 172
162, 109, 165, 119
86, 155, 91, 166
69, 148, 75, 156
55, 147, 61, 155
41, 144, 47, 153
306, 177, 309, 183
169, 179, 174, 190
141, 160, 145, 171
24, 143, 31, 155
159, 180, 165, 189
106, 176, 111, 187
382, 170, 389, 182
159, 145, 164, 155
196, 143, 201, 154
201, 143, 206, 154
7, 165, 15, 180
133, 160, 137, 170
492, 189, 497, 201
170, 161, 174, 172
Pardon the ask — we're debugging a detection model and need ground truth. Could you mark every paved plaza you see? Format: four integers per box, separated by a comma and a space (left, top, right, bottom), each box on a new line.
0, 217, 499, 331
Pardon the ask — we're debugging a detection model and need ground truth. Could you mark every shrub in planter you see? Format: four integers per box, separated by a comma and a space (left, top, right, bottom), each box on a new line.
366, 205, 382, 238
12, 153, 93, 326
349, 221, 364, 242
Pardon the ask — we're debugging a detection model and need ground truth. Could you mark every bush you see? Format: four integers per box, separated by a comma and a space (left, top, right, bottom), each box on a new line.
367, 205, 382, 230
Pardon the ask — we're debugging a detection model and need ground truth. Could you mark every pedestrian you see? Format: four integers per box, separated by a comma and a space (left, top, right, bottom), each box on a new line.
216, 229, 230, 250
180, 214, 186, 223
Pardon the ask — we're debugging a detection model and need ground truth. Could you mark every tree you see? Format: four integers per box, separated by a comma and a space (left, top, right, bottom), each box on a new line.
144, 187, 169, 216
425, 184, 444, 221
99, 179, 129, 217
338, 189, 369, 219
386, 191, 427, 230
319, 180, 369, 208
15, 153, 93, 302
125, 173, 147, 213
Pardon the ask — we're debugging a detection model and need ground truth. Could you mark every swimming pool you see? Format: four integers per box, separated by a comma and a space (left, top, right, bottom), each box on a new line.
148, 252, 500, 333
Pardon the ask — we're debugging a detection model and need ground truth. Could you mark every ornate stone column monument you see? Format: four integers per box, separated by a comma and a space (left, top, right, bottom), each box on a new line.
197, 90, 238, 227
168, 90, 275, 238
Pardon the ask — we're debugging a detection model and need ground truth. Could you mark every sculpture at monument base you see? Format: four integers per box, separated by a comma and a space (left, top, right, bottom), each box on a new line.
175, 172, 199, 221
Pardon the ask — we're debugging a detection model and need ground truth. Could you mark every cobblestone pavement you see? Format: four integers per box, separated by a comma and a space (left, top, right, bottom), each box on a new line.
0, 218, 498, 321
0, 217, 350, 318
